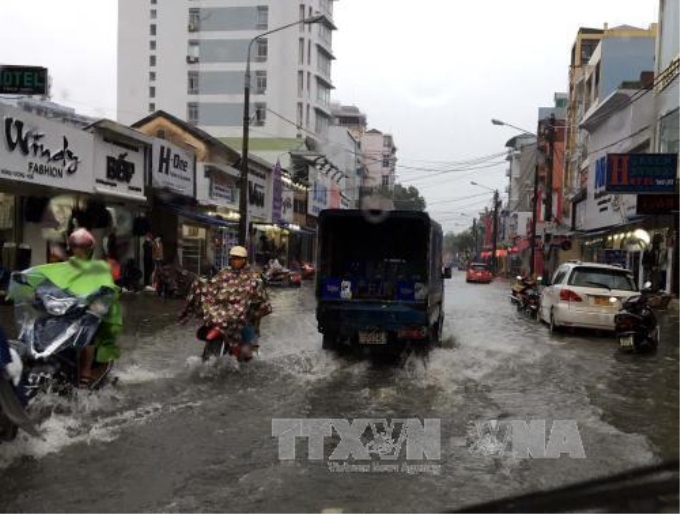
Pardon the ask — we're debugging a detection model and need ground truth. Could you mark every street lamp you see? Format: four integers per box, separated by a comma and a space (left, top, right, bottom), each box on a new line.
238, 14, 325, 248
470, 181, 501, 274
491, 119, 536, 137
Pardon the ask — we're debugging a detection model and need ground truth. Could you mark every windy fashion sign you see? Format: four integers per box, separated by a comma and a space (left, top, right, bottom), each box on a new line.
0, 103, 94, 192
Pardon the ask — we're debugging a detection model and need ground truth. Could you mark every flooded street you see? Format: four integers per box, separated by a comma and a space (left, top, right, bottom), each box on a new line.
0, 275, 677, 512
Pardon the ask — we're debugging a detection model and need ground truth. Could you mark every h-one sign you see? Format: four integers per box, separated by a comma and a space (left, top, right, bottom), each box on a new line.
605, 153, 678, 194
0, 65, 48, 95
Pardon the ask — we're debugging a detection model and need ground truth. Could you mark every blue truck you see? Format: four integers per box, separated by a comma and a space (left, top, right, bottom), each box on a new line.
315, 209, 451, 354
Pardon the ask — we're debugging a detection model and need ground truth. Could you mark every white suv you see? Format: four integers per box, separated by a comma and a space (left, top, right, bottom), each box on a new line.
539, 262, 639, 332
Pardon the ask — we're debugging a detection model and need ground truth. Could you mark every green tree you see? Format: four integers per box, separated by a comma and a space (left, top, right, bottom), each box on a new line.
381, 183, 426, 211
444, 229, 475, 255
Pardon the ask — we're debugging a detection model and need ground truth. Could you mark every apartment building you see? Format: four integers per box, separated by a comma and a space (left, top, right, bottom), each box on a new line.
117, 0, 337, 143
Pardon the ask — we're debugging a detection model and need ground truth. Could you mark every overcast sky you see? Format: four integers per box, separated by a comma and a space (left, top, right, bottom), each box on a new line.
0, 0, 659, 233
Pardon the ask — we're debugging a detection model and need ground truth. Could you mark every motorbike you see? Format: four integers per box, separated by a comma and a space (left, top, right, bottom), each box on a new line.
300, 262, 316, 280
9, 272, 118, 399
262, 266, 302, 288
156, 264, 198, 299
196, 323, 260, 363
509, 275, 541, 318
0, 327, 40, 442
613, 282, 664, 354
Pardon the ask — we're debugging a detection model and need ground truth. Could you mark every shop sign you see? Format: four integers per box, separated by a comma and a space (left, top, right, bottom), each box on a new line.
282, 187, 294, 224
210, 173, 238, 207
606, 153, 678, 194
0, 103, 93, 192
308, 170, 328, 216
151, 140, 195, 196
586, 155, 636, 230
636, 193, 680, 214
0, 65, 48, 95
93, 135, 145, 200
272, 160, 283, 224
248, 168, 270, 221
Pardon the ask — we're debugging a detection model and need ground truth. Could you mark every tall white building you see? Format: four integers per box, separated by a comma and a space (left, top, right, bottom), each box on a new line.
117, 0, 337, 143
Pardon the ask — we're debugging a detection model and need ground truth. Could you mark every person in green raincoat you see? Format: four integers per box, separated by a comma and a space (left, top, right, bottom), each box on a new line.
14, 228, 123, 387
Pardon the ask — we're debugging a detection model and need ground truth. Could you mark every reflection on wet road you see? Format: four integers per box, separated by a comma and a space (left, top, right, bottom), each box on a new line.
0, 274, 677, 512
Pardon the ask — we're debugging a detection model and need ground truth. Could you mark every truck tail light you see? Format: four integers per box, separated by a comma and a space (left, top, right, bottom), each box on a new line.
397, 327, 428, 340
560, 289, 583, 302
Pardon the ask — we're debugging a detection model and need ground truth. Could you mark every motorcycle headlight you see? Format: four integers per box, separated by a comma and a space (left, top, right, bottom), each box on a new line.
42, 295, 79, 316
6, 348, 23, 387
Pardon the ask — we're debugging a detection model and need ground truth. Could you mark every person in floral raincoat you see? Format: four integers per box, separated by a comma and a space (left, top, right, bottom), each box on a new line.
179, 246, 272, 360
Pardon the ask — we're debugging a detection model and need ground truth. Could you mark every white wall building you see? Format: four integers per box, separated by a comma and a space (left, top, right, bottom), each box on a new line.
118, 0, 337, 140
361, 129, 397, 191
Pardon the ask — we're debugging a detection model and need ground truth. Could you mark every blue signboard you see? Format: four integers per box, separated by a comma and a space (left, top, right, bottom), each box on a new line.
605, 153, 678, 194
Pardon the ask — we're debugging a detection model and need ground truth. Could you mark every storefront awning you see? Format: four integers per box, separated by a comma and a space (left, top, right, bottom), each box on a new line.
164, 205, 238, 228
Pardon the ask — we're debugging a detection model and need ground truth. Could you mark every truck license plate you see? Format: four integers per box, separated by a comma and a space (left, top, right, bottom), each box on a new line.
358, 331, 387, 345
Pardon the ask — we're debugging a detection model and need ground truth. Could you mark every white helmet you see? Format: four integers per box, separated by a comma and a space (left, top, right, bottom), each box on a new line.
229, 246, 248, 258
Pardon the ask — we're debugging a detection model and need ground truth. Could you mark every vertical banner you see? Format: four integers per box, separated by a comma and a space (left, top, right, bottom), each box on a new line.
272, 159, 283, 224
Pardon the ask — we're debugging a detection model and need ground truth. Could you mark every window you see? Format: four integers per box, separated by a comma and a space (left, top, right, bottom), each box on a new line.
150, 55, 156, 67
187, 102, 199, 124
307, 72, 311, 92
383, 136, 391, 148
297, 71, 304, 96
255, 70, 267, 94
308, 40, 311, 65
306, 104, 310, 128
568, 267, 636, 291
150, 9, 157, 19
659, 108, 679, 153
294, 198, 306, 214
149, 103, 156, 112
156, 129, 166, 139
188, 71, 199, 94
299, 5, 305, 31
382, 157, 390, 168
188, 40, 200, 62
299, 38, 304, 65
253, 103, 266, 126
308, 6, 313, 32
318, 53, 331, 76
189, 8, 200, 31
382, 175, 390, 187
297, 102, 303, 127
552, 268, 568, 285
151, 0, 156, 4
256, 6, 268, 29
149, 71, 156, 82
149, 86, 156, 98
255, 38, 268, 62
316, 84, 330, 106
150, 24, 156, 36
315, 113, 329, 136
150, 40, 156, 50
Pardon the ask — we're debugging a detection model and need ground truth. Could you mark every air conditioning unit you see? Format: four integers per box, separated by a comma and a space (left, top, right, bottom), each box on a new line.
186, 55, 199, 64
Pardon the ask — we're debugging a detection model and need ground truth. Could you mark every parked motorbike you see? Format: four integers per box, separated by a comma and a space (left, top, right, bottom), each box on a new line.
0, 327, 40, 442
156, 265, 198, 299
613, 282, 664, 354
300, 262, 316, 280
262, 266, 302, 288
9, 272, 117, 399
196, 323, 260, 363
509, 275, 541, 318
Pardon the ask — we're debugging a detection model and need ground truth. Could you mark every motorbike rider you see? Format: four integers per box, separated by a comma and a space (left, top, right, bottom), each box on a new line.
179, 245, 272, 361
13, 229, 123, 387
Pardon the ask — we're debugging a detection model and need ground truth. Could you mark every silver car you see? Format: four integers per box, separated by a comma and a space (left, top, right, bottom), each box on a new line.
539, 262, 639, 332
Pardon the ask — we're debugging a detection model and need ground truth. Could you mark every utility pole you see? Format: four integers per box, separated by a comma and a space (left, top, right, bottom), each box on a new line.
492, 189, 500, 274
545, 113, 556, 223
472, 218, 477, 258
530, 163, 539, 278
